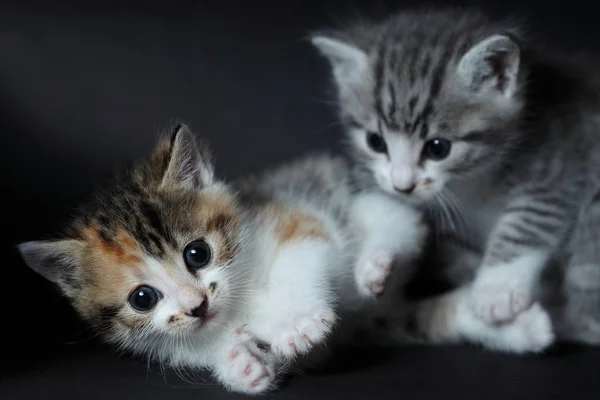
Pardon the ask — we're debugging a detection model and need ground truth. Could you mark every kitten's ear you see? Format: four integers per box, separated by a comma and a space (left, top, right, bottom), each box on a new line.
311, 35, 369, 91
18, 239, 84, 293
457, 34, 520, 98
160, 124, 214, 191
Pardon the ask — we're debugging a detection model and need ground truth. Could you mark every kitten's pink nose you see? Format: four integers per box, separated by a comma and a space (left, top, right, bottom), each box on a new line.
391, 166, 416, 195
180, 286, 206, 316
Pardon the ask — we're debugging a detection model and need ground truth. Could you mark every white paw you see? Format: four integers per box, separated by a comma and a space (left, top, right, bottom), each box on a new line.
499, 303, 555, 353
470, 269, 534, 323
270, 308, 337, 358
221, 338, 275, 394
356, 251, 394, 297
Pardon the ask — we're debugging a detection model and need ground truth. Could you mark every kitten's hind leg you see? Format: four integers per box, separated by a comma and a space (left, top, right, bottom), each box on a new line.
248, 211, 338, 359
351, 192, 427, 298
383, 287, 555, 354
470, 192, 578, 324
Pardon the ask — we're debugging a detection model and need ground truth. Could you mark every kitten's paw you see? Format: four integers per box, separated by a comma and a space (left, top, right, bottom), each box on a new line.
500, 303, 555, 353
270, 308, 337, 358
356, 251, 394, 297
221, 339, 276, 394
470, 269, 534, 323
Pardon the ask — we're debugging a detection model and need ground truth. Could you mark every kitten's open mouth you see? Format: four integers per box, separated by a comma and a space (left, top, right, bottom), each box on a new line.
202, 311, 216, 323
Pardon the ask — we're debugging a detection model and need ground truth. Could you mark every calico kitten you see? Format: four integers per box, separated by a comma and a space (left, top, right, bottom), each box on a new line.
18, 123, 552, 395
17, 124, 426, 394
311, 7, 600, 344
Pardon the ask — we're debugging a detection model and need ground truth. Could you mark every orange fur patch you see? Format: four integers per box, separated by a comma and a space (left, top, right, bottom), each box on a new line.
264, 203, 330, 244
194, 191, 240, 263
76, 224, 146, 316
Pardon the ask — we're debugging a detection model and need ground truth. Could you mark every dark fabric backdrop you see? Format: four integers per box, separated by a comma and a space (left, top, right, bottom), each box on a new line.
1, 1, 599, 399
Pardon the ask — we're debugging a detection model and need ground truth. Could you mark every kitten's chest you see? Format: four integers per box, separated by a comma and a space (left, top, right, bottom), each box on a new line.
448, 177, 507, 244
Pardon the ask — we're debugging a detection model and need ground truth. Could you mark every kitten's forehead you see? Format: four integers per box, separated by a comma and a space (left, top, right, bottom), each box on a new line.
350, 10, 516, 137
373, 37, 467, 138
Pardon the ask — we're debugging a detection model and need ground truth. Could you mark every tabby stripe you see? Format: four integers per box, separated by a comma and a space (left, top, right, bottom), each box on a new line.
446, 152, 490, 174
420, 54, 431, 79
408, 96, 418, 117
373, 41, 389, 127
498, 224, 550, 247
388, 82, 397, 122
505, 204, 564, 220
520, 215, 564, 234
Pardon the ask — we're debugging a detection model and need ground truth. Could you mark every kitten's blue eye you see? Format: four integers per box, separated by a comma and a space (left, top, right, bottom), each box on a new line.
129, 285, 160, 312
366, 132, 387, 154
184, 240, 212, 271
423, 138, 452, 160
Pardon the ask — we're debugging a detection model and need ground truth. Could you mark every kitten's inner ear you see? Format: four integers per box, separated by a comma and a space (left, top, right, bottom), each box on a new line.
18, 239, 84, 293
457, 34, 520, 98
311, 35, 369, 91
160, 124, 214, 191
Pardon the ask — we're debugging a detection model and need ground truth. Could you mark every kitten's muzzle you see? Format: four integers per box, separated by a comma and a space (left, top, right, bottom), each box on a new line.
394, 184, 416, 195
187, 298, 209, 319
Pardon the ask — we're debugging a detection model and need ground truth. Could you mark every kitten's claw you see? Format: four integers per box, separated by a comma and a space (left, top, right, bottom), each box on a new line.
497, 303, 555, 353
356, 251, 394, 297
470, 269, 534, 323
221, 339, 275, 394
270, 308, 337, 358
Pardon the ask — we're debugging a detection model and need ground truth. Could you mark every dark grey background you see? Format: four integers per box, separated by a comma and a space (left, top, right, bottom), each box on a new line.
1, 1, 599, 399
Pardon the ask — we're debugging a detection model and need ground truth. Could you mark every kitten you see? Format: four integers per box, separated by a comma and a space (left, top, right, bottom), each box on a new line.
18, 123, 551, 395
17, 124, 424, 394
311, 7, 600, 345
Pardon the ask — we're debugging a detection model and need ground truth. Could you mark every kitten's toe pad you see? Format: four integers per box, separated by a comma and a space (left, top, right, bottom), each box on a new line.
357, 251, 394, 297
271, 309, 337, 358
222, 340, 275, 394
470, 270, 533, 323
500, 303, 555, 353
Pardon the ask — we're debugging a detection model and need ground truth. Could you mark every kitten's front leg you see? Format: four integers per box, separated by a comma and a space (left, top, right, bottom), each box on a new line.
351, 191, 427, 297
249, 219, 338, 359
213, 326, 278, 394
470, 195, 573, 323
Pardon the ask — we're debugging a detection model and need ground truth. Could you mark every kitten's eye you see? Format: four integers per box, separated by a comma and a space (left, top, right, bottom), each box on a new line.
184, 240, 212, 271
128, 285, 160, 312
423, 138, 452, 160
366, 132, 388, 153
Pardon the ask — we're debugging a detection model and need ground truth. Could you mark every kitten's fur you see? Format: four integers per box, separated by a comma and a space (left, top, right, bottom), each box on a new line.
311, 7, 600, 345
18, 124, 551, 394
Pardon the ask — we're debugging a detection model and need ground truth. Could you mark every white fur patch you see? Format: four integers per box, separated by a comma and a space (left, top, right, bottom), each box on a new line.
247, 238, 338, 358
351, 192, 427, 297
469, 251, 548, 323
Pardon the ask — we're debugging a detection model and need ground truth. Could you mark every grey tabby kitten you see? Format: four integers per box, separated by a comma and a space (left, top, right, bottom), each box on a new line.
311, 7, 600, 345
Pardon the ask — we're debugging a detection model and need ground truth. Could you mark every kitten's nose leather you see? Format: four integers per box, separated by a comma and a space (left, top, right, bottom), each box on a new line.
188, 299, 208, 318
394, 184, 416, 195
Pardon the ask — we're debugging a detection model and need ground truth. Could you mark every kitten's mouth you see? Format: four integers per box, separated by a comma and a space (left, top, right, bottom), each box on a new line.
202, 311, 217, 323
190, 300, 218, 326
